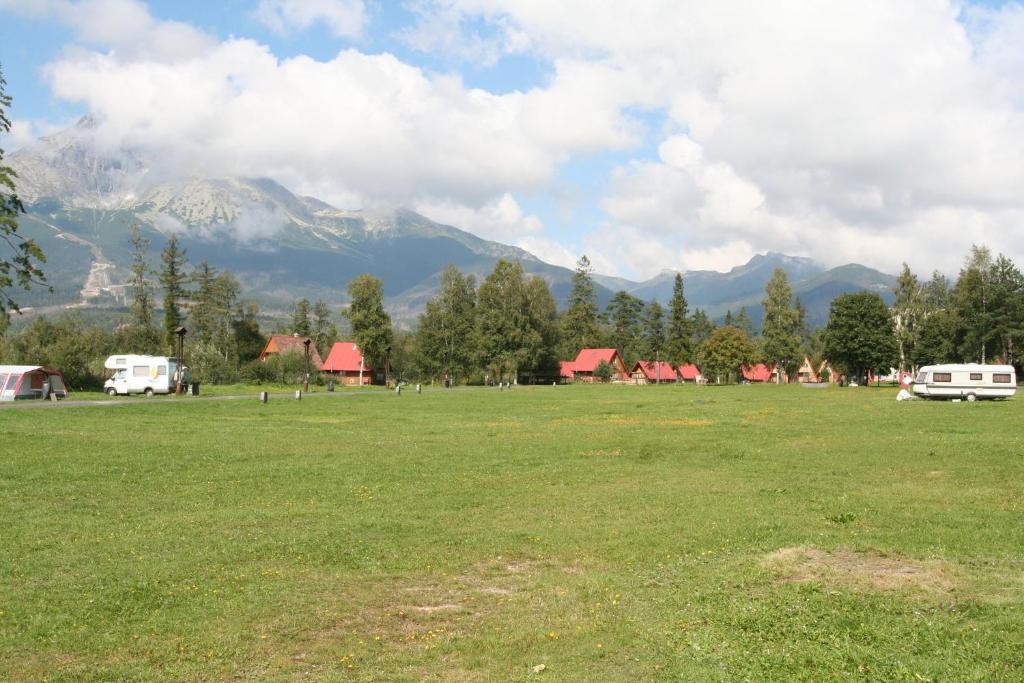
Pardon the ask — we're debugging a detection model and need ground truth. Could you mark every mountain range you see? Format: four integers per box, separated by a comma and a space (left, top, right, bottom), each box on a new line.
9, 118, 896, 328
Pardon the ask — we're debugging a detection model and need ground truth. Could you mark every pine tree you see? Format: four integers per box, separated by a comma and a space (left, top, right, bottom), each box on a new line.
666, 273, 693, 365
159, 234, 188, 348
312, 300, 337, 357
735, 307, 756, 339
560, 255, 600, 358
761, 268, 801, 379
128, 224, 153, 328
691, 309, 715, 346
604, 290, 644, 366
232, 302, 265, 363
723, 310, 734, 327
641, 299, 666, 360
190, 260, 218, 346
291, 298, 311, 336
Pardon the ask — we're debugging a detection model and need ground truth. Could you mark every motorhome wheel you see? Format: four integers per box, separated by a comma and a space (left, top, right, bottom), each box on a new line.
106, 387, 117, 397
144, 387, 154, 397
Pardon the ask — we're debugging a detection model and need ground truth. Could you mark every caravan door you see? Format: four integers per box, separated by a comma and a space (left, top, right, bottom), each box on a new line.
111, 368, 129, 395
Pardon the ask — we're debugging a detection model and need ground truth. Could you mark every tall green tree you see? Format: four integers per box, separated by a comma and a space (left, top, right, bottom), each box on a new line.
560, 255, 600, 357
734, 307, 756, 339
761, 268, 801, 378
190, 260, 219, 346
0, 64, 47, 322
691, 309, 715, 347
476, 260, 538, 382
343, 274, 393, 375
640, 298, 666, 360
603, 290, 644, 366
823, 292, 898, 382
910, 309, 959, 367
952, 245, 994, 363
723, 310, 734, 327
699, 326, 756, 384
291, 298, 312, 337
923, 271, 951, 309
524, 275, 561, 379
987, 254, 1024, 366
416, 265, 477, 383
892, 263, 925, 371
159, 234, 188, 348
127, 224, 154, 329
312, 299, 337, 357
666, 273, 693, 365
232, 302, 265, 363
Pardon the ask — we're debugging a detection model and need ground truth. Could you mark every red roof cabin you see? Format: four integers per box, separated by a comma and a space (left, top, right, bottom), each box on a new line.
565, 348, 629, 382
323, 341, 378, 385
559, 361, 576, 381
259, 334, 324, 370
677, 363, 702, 383
631, 360, 678, 384
741, 363, 773, 383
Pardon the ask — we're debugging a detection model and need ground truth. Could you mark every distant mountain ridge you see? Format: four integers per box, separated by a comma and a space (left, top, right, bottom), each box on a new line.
9, 118, 896, 327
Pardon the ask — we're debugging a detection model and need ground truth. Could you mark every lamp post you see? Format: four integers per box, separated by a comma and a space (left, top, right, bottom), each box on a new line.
174, 326, 187, 394
303, 338, 311, 393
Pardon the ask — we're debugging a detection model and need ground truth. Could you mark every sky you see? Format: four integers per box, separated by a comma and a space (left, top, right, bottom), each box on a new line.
2, 0, 1024, 280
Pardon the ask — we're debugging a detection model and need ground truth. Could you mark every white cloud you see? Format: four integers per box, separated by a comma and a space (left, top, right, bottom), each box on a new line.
16, 0, 1024, 279
4, 119, 70, 151
413, 193, 543, 242
514, 236, 577, 270
255, 0, 366, 39
414, 0, 1024, 278
0, 0, 213, 60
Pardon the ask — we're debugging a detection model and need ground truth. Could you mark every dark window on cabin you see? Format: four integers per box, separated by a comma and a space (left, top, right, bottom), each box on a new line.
993, 373, 1012, 383
933, 373, 952, 382
970, 373, 983, 380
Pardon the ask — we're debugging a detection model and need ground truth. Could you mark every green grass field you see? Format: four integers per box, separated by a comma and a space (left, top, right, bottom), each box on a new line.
2, 384, 1022, 681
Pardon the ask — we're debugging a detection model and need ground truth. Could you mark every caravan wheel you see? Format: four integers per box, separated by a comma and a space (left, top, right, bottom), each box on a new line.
966, 392, 977, 402
144, 387, 154, 397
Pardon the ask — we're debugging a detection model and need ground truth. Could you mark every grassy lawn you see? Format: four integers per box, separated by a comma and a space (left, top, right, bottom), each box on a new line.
67, 382, 391, 401
1, 384, 1023, 680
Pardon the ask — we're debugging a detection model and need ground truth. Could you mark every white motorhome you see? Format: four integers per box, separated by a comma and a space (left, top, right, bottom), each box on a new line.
912, 364, 1017, 401
103, 355, 189, 396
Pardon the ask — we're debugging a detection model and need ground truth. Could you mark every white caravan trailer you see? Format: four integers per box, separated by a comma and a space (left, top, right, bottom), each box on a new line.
103, 355, 188, 396
912, 364, 1016, 401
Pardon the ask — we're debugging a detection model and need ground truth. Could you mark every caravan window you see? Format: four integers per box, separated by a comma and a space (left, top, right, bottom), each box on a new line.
133, 366, 150, 378
970, 373, 983, 380
0, 374, 9, 391
115, 358, 126, 365
994, 373, 1012, 383
933, 373, 952, 382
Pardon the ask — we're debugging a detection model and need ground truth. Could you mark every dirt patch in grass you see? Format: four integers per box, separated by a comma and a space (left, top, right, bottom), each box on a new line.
765, 547, 960, 595
579, 448, 623, 457
660, 418, 713, 427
